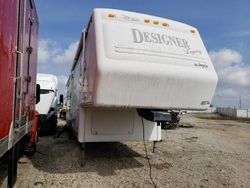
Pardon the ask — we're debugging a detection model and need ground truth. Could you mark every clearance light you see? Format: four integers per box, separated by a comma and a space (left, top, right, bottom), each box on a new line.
191, 29, 196, 33
144, 19, 150, 23
162, 22, 169, 27
153, 21, 159, 25
108, 13, 116, 18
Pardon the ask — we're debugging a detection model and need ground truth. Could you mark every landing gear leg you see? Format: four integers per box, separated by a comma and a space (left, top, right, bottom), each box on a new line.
152, 141, 157, 153
8, 144, 18, 188
153, 122, 161, 153
81, 143, 86, 167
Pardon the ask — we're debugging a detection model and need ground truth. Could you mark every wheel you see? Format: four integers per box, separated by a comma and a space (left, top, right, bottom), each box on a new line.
19, 135, 36, 156
24, 142, 36, 156
38, 114, 57, 136
48, 114, 57, 135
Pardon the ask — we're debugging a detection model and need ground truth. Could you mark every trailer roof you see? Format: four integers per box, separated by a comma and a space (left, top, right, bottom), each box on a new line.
70, 8, 198, 72
37, 73, 58, 83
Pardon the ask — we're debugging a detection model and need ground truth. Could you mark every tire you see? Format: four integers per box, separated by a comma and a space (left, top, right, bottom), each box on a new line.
48, 114, 57, 135
19, 135, 36, 156
38, 114, 57, 136
25, 142, 36, 156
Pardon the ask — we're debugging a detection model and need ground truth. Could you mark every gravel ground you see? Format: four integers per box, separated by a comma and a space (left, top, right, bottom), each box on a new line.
1, 113, 250, 188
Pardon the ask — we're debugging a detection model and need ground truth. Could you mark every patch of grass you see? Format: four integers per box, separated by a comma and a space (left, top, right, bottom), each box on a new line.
196, 114, 250, 124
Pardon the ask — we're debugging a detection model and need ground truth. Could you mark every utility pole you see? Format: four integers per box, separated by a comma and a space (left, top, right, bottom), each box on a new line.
239, 95, 242, 109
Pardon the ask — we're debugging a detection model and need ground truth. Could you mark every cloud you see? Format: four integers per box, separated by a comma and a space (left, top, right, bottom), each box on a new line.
209, 48, 242, 70
38, 40, 50, 64
236, 31, 250, 37
37, 39, 78, 96
209, 48, 250, 87
216, 88, 238, 98
209, 48, 250, 108
57, 75, 68, 95
38, 39, 61, 64
38, 39, 78, 67
229, 30, 250, 37
53, 41, 78, 67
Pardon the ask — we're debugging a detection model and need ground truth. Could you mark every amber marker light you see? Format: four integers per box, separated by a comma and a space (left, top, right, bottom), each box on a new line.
144, 19, 150, 23
108, 13, 116, 18
191, 29, 196, 33
162, 22, 169, 27
153, 21, 159, 25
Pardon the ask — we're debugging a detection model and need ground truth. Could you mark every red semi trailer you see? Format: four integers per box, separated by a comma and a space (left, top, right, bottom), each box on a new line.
0, 0, 39, 187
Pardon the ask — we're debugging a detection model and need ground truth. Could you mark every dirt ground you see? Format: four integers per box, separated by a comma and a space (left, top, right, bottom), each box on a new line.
1, 113, 250, 188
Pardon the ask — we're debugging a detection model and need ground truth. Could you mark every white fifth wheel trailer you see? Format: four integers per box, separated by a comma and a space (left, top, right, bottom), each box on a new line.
67, 8, 218, 163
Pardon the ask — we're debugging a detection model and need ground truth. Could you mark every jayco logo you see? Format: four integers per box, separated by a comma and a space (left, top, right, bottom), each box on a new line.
131, 28, 191, 50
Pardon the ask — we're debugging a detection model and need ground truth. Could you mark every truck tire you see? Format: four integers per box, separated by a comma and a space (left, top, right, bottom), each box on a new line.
24, 142, 36, 156
19, 135, 36, 156
49, 115, 57, 135
38, 114, 57, 136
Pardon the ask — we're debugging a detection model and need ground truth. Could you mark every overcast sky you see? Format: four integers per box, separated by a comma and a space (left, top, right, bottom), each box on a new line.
36, 0, 250, 109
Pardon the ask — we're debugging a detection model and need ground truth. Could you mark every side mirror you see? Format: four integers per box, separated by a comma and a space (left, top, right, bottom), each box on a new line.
59, 94, 64, 105
36, 84, 40, 104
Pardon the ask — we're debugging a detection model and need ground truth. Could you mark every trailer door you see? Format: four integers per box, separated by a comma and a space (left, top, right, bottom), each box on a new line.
13, 0, 25, 133
13, 0, 35, 134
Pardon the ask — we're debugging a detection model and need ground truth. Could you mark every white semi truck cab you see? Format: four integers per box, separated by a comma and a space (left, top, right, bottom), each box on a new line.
36, 73, 58, 134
